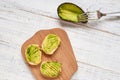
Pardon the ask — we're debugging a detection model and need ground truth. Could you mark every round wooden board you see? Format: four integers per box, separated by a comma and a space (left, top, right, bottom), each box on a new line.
21, 28, 78, 80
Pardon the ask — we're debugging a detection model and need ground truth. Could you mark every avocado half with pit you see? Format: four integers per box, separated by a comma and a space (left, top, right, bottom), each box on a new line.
40, 61, 62, 78
25, 44, 42, 65
57, 2, 88, 23
42, 34, 61, 55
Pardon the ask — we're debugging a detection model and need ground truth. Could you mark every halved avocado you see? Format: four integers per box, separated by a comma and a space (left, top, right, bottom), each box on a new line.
40, 61, 62, 78
25, 44, 42, 65
57, 2, 88, 23
42, 34, 61, 55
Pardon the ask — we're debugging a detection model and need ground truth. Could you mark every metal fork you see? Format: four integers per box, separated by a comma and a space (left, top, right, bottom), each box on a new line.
78, 11, 120, 21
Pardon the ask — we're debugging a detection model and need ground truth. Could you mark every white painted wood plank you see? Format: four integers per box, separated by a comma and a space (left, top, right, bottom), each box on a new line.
1, 42, 120, 80
0, 0, 119, 35
72, 61, 120, 80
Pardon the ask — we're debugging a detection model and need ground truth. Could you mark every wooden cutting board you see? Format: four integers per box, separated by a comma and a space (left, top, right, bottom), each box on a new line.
21, 28, 78, 80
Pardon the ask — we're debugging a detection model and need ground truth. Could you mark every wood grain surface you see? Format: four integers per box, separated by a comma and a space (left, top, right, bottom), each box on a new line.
0, 0, 120, 80
21, 28, 78, 80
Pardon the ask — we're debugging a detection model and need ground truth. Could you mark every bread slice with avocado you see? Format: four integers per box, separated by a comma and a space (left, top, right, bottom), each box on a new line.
42, 34, 61, 55
25, 44, 42, 65
40, 61, 62, 78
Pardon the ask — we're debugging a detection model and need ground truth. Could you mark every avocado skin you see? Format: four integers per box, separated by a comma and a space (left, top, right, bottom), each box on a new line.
57, 2, 88, 23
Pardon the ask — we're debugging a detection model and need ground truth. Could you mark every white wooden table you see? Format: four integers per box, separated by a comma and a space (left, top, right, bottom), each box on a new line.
0, 0, 120, 80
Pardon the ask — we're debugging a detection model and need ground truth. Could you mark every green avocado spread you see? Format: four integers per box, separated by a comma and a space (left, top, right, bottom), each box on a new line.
26, 44, 41, 65
42, 34, 61, 54
57, 3, 88, 23
40, 61, 62, 78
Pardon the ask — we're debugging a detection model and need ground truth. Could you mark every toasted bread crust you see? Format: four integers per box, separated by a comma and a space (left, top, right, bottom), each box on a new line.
25, 44, 41, 65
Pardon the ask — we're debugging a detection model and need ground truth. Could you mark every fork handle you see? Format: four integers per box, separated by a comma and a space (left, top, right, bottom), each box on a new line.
104, 11, 120, 16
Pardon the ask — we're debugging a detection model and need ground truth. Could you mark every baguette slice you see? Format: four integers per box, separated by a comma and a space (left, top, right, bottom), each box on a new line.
25, 44, 42, 65
40, 61, 62, 78
42, 34, 61, 55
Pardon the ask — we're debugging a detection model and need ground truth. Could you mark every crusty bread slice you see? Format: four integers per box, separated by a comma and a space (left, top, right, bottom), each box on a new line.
25, 44, 42, 65
40, 61, 62, 78
42, 34, 61, 55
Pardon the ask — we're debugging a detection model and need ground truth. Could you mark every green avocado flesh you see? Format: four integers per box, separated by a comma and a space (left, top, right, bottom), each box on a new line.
42, 34, 61, 54
26, 44, 41, 65
57, 3, 87, 23
40, 61, 62, 78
